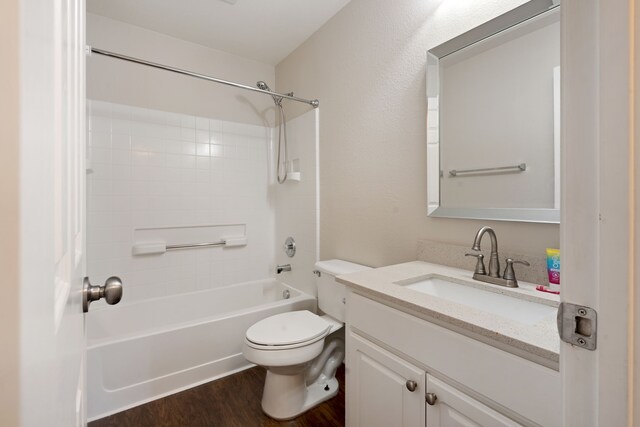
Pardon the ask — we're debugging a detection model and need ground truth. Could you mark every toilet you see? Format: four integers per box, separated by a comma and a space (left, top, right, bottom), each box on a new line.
242, 259, 370, 420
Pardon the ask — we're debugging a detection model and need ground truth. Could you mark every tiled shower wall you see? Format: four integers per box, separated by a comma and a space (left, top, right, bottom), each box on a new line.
87, 101, 274, 306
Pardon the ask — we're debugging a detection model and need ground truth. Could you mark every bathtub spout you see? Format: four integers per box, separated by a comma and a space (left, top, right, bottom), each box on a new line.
306, 336, 344, 386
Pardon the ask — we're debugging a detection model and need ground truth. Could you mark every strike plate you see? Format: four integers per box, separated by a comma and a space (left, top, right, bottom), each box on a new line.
557, 302, 597, 350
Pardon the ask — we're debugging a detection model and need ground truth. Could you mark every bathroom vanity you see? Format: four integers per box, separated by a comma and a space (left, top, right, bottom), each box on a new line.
339, 261, 560, 427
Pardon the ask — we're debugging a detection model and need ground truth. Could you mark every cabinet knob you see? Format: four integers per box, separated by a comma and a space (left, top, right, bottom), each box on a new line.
405, 380, 417, 392
426, 392, 438, 406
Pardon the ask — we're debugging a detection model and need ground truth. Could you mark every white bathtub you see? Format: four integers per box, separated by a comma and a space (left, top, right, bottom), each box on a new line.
86, 279, 316, 421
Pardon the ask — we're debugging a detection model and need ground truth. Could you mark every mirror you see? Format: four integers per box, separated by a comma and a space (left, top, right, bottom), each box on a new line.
426, 0, 560, 223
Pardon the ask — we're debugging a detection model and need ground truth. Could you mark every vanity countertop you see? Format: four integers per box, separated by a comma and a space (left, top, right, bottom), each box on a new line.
338, 261, 561, 368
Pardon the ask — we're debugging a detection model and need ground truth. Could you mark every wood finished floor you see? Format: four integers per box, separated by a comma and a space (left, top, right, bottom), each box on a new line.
89, 365, 345, 427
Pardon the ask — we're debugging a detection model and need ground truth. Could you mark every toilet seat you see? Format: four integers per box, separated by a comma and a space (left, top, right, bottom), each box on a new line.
245, 310, 332, 350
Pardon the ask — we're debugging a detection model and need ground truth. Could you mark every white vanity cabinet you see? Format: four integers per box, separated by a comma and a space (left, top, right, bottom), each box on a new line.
345, 291, 561, 427
347, 331, 426, 427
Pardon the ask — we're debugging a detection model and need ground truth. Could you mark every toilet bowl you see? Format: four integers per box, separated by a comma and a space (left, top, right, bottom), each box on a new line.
242, 259, 370, 420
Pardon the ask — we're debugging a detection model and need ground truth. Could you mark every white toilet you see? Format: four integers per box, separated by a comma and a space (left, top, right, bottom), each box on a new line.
242, 259, 370, 420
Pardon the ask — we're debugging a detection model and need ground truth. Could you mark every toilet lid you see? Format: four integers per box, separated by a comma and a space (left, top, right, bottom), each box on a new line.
246, 310, 332, 347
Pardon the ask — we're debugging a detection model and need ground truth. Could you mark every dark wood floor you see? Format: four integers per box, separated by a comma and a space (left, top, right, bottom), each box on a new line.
89, 365, 345, 427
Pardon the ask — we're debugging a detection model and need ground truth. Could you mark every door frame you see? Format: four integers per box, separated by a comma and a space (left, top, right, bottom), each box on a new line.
561, 0, 638, 425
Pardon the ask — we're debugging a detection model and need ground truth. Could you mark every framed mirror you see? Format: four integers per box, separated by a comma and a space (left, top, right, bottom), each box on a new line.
426, 0, 560, 223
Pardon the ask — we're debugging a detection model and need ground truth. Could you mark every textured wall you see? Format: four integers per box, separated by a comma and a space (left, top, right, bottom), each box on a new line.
276, 0, 560, 268
0, 0, 20, 424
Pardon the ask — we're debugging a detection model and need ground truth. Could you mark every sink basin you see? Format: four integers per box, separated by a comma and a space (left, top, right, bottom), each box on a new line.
396, 275, 557, 325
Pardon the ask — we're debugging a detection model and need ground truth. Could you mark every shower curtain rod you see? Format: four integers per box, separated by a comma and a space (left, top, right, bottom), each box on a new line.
89, 47, 320, 108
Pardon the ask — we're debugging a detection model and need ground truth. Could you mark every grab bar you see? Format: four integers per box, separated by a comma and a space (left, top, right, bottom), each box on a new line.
166, 241, 226, 250
132, 237, 248, 255
449, 163, 526, 177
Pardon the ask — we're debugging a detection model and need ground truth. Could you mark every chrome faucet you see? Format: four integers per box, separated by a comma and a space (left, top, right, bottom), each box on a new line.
276, 264, 291, 274
467, 226, 529, 288
472, 226, 500, 278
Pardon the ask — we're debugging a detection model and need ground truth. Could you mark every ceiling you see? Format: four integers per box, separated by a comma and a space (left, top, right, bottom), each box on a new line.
87, 0, 351, 65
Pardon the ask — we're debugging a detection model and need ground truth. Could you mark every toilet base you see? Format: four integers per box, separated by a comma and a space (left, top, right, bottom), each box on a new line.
261, 371, 339, 420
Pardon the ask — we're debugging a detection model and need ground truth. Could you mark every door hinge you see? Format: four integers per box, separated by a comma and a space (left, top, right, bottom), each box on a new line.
557, 302, 597, 350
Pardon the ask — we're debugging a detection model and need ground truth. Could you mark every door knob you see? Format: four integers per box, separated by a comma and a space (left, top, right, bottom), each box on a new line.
426, 393, 438, 405
406, 380, 418, 392
83, 276, 123, 312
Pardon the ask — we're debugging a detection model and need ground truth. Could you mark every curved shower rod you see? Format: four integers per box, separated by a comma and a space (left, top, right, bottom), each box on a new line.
88, 46, 320, 108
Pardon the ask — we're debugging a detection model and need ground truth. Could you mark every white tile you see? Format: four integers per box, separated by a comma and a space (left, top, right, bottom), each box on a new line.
132, 136, 164, 152
180, 115, 196, 129
90, 131, 111, 148
196, 117, 209, 130
195, 129, 209, 144
112, 119, 131, 134
209, 119, 223, 133
91, 147, 111, 164
210, 144, 224, 157
225, 145, 238, 158
90, 180, 111, 196
91, 116, 111, 133
182, 142, 196, 155
180, 127, 196, 142
181, 169, 197, 183
196, 143, 210, 157
89, 195, 112, 213
112, 134, 131, 150
112, 180, 133, 196
165, 154, 183, 169
196, 157, 210, 170
165, 140, 184, 154
86, 101, 285, 304
147, 152, 166, 167
90, 163, 111, 180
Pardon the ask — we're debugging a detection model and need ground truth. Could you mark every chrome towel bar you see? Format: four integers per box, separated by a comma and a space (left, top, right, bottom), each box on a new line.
449, 163, 526, 177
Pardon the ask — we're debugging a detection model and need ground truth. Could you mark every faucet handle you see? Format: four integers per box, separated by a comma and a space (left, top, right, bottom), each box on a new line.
465, 253, 487, 275
503, 258, 530, 282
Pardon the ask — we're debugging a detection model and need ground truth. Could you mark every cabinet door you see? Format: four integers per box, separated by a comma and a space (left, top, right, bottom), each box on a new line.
426, 375, 521, 427
347, 331, 425, 427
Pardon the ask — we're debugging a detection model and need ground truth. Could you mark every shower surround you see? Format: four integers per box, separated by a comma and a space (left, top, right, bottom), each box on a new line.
87, 100, 276, 304
86, 100, 319, 417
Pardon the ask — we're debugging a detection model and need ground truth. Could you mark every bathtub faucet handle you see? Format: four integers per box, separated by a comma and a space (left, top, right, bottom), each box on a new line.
276, 264, 292, 274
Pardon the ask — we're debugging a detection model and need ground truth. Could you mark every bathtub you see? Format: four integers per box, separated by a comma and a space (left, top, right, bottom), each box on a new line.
86, 279, 316, 421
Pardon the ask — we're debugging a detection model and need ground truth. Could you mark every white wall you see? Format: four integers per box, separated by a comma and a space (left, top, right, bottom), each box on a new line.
87, 13, 276, 126
276, 0, 560, 268
87, 101, 274, 305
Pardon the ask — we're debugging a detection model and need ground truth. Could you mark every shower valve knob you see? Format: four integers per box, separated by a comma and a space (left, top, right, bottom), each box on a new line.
283, 237, 296, 257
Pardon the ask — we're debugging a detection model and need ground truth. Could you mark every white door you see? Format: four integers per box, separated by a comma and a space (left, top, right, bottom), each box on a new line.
425, 376, 519, 427
17, 0, 90, 425
561, 0, 638, 425
347, 331, 426, 427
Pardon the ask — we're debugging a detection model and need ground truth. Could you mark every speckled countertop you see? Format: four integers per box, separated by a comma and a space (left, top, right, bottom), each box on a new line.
337, 261, 560, 368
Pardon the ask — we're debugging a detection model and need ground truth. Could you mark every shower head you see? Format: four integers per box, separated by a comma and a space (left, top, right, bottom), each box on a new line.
256, 81, 271, 91
257, 80, 283, 106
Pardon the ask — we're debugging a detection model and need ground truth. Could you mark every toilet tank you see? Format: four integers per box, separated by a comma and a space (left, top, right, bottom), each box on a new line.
315, 259, 371, 322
